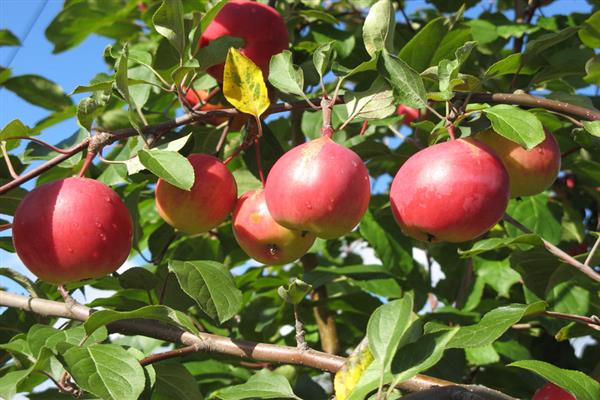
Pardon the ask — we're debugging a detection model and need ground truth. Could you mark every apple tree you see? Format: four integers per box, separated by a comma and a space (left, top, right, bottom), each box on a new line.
1, 0, 600, 399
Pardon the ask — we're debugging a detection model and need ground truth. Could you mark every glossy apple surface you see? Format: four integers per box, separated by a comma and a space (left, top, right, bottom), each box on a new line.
264, 136, 371, 239
199, 0, 289, 81
397, 105, 420, 125
155, 154, 237, 234
12, 177, 133, 284
390, 138, 509, 242
233, 189, 315, 265
184, 88, 246, 130
476, 129, 561, 197
532, 383, 575, 400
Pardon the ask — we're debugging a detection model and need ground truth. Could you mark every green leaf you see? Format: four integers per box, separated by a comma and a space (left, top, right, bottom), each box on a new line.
58, 343, 146, 400
196, 35, 245, 71
4, 75, 72, 111
505, 194, 562, 245
114, 45, 142, 134
169, 260, 242, 323
482, 105, 545, 149
152, 0, 186, 56
77, 97, 105, 131
390, 328, 459, 383
458, 234, 542, 257
485, 53, 538, 77
200, 0, 228, 32
269, 50, 305, 97
345, 77, 396, 121
84, 305, 199, 336
367, 294, 414, 369
223, 48, 271, 118
151, 362, 204, 400
579, 11, 600, 48
277, 278, 312, 305
359, 209, 413, 276
214, 369, 300, 400
0, 119, 33, 141
0, 29, 20, 46
313, 42, 335, 79
398, 17, 448, 72
523, 27, 578, 65
0, 369, 31, 399
362, 0, 394, 57
583, 121, 600, 137
465, 344, 500, 366
447, 302, 546, 348
509, 360, 600, 400
378, 51, 427, 108
138, 149, 195, 191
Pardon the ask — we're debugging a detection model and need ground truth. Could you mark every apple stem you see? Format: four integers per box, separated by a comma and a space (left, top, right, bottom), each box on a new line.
321, 96, 334, 138
78, 151, 97, 177
255, 137, 265, 186
447, 124, 456, 140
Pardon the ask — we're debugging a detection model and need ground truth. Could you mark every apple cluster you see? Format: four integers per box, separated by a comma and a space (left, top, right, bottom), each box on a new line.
10, 0, 562, 286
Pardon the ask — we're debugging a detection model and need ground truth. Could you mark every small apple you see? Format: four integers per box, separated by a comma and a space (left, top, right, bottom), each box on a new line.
532, 382, 575, 400
155, 154, 237, 234
390, 138, 509, 242
233, 189, 316, 265
397, 105, 420, 125
199, 0, 289, 81
183, 88, 246, 130
475, 129, 561, 197
264, 136, 370, 239
12, 177, 133, 284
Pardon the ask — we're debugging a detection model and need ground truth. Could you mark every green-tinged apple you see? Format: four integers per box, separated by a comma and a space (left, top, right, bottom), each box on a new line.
476, 129, 561, 197
390, 138, 509, 242
233, 189, 316, 265
155, 154, 237, 234
264, 136, 371, 239
12, 177, 133, 284
199, 0, 289, 81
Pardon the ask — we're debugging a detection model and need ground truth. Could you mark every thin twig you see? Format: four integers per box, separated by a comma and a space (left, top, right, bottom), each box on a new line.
0, 142, 19, 179
4, 136, 71, 154
503, 214, 600, 283
584, 234, 600, 267
542, 310, 600, 331
294, 304, 309, 351
139, 344, 200, 366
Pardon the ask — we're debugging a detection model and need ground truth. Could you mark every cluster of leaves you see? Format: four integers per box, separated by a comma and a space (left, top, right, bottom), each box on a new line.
1, 0, 600, 399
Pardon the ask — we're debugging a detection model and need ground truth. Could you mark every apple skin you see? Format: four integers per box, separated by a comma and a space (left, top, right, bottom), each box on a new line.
476, 129, 561, 197
532, 383, 575, 400
264, 136, 371, 239
155, 154, 237, 235
397, 105, 420, 125
12, 177, 133, 284
184, 88, 246, 130
390, 138, 510, 243
233, 189, 316, 265
199, 0, 289, 81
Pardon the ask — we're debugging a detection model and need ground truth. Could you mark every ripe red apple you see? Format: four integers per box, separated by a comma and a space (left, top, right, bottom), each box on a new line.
264, 136, 370, 239
155, 154, 237, 234
233, 189, 316, 265
532, 383, 575, 400
12, 177, 133, 284
390, 138, 509, 242
199, 0, 289, 81
397, 105, 420, 125
183, 88, 246, 130
476, 129, 561, 197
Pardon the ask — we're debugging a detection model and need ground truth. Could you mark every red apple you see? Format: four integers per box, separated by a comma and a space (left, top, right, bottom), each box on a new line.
12, 177, 133, 284
532, 383, 575, 400
390, 138, 509, 242
199, 0, 289, 81
264, 136, 370, 239
397, 105, 420, 125
233, 189, 316, 264
184, 88, 246, 130
155, 154, 237, 234
476, 129, 561, 197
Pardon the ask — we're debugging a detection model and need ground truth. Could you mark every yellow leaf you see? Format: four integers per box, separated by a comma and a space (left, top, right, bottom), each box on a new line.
223, 48, 270, 118
334, 339, 374, 400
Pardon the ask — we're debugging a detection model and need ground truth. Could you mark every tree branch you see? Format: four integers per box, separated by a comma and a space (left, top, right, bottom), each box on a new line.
0, 290, 504, 396
503, 214, 600, 283
454, 92, 600, 121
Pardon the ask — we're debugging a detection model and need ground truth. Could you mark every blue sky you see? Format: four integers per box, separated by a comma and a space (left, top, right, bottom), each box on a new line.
0, 0, 595, 293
